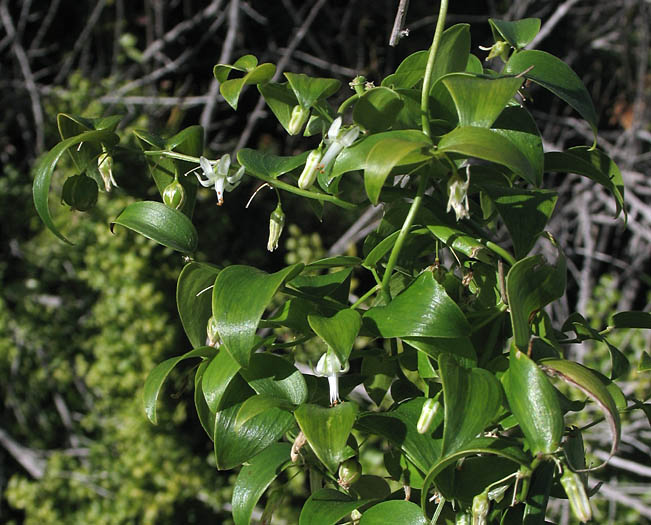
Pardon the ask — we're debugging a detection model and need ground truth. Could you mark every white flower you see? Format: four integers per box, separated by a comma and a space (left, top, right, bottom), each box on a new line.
195, 154, 244, 206
315, 349, 349, 406
318, 117, 360, 173
446, 166, 470, 221
98, 151, 117, 192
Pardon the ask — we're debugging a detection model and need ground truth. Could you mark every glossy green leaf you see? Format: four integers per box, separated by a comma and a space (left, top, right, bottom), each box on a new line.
363, 228, 430, 268
240, 353, 308, 404
504, 50, 598, 143
176, 262, 220, 348
523, 460, 555, 524
212, 264, 303, 367
466, 54, 483, 74
202, 349, 241, 413
299, 488, 375, 525
360, 500, 428, 525
305, 256, 361, 269
364, 271, 471, 339
489, 18, 541, 49
493, 106, 544, 186
331, 129, 432, 180
217, 60, 276, 110
295, 402, 357, 473
194, 360, 215, 438
438, 126, 535, 184
357, 398, 442, 474
110, 200, 198, 253
505, 346, 563, 456
481, 185, 557, 259
213, 376, 293, 470
285, 72, 340, 108
290, 267, 353, 304
441, 73, 523, 128
362, 355, 397, 406
308, 309, 362, 364
33, 129, 119, 243
258, 82, 299, 134
420, 436, 531, 509
353, 87, 404, 132
234, 395, 295, 427
214, 54, 259, 82
611, 311, 651, 329
237, 148, 309, 180
143, 346, 215, 424
540, 358, 621, 467
364, 138, 429, 205
232, 443, 292, 525
545, 147, 626, 218
404, 337, 477, 368
426, 225, 491, 263
439, 353, 502, 455
506, 252, 566, 350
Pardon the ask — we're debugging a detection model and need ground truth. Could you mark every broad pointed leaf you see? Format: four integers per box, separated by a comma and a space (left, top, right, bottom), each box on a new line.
258, 82, 300, 134
176, 262, 220, 348
438, 126, 535, 184
237, 148, 309, 179
295, 402, 358, 473
353, 87, 404, 132
308, 309, 362, 364
240, 353, 308, 404
285, 72, 340, 108
212, 264, 303, 367
232, 443, 293, 525
217, 60, 276, 110
143, 346, 216, 424
611, 311, 651, 329
110, 201, 198, 253
194, 360, 215, 438
489, 18, 541, 49
299, 488, 375, 525
504, 50, 598, 143
234, 395, 296, 427
359, 500, 428, 525
364, 271, 471, 339
439, 353, 502, 455
202, 349, 241, 413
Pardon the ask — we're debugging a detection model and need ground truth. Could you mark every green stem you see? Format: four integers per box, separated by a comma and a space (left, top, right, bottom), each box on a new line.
420, 0, 449, 137
144, 150, 357, 210
380, 173, 429, 302
350, 284, 381, 310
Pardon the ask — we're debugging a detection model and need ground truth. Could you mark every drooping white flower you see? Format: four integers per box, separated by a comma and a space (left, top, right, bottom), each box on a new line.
315, 348, 350, 406
98, 151, 117, 192
195, 154, 244, 206
318, 117, 360, 173
446, 166, 470, 221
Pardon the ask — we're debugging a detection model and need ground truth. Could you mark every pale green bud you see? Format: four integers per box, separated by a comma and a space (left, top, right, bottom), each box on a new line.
206, 315, 220, 346
417, 398, 440, 434
471, 490, 489, 525
163, 178, 186, 210
267, 203, 285, 252
560, 468, 592, 523
298, 149, 322, 190
338, 458, 362, 488
288, 105, 310, 135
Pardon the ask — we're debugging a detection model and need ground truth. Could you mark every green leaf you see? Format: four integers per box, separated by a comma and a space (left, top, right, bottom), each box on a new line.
353, 87, 404, 132
523, 460, 555, 524
540, 358, 621, 467
357, 398, 442, 474
232, 443, 292, 525
216, 59, 276, 109
33, 129, 119, 243
505, 346, 563, 456
237, 148, 309, 179
492, 106, 544, 187
240, 353, 308, 404
194, 360, 215, 438
213, 376, 293, 470
308, 309, 362, 364
441, 73, 523, 128
285, 72, 340, 108
176, 262, 220, 348
438, 126, 535, 185
305, 256, 361, 269
364, 138, 430, 205
212, 264, 303, 367
364, 271, 471, 339
143, 346, 216, 424
439, 354, 502, 455
504, 50, 598, 144
544, 147, 626, 218
234, 395, 295, 427
489, 18, 541, 49
290, 267, 353, 303
299, 488, 375, 525
481, 185, 557, 260
360, 500, 428, 525
214, 54, 259, 83
404, 337, 477, 368
110, 201, 198, 253
258, 82, 299, 134
295, 402, 358, 473
331, 129, 432, 180
639, 352, 651, 372
202, 349, 241, 413
611, 311, 651, 329
425, 225, 492, 263
506, 251, 566, 350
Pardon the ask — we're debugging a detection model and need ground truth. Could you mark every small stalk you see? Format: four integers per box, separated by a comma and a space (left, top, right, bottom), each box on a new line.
421, 0, 449, 138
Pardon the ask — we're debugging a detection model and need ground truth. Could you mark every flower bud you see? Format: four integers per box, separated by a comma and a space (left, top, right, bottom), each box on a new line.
298, 149, 322, 190
288, 105, 310, 135
417, 398, 440, 434
61, 173, 98, 211
560, 468, 592, 523
338, 458, 362, 488
163, 178, 186, 210
471, 490, 489, 525
267, 203, 285, 252
206, 315, 219, 346
97, 151, 116, 191
479, 40, 510, 62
